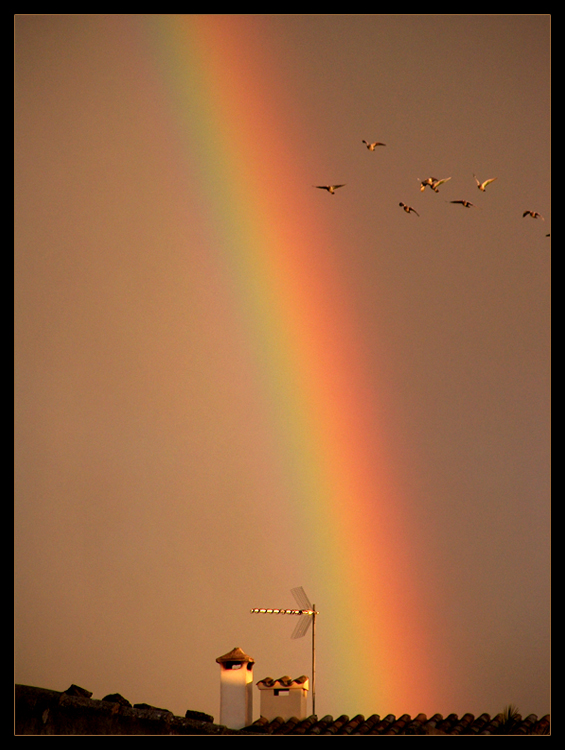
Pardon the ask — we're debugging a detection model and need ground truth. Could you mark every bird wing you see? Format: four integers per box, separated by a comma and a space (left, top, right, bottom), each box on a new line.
314, 184, 345, 192
433, 177, 451, 187
483, 178, 497, 187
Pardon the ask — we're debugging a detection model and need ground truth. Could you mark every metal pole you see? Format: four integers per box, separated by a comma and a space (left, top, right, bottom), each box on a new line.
312, 603, 316, 717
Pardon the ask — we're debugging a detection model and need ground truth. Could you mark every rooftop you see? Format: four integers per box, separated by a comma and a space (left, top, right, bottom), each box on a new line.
246, 711, 551, 735
15, 684, 550, 736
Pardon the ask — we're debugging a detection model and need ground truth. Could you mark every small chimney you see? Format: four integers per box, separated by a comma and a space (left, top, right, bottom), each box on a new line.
215, 647, 255, 729
257, 675, 309, 721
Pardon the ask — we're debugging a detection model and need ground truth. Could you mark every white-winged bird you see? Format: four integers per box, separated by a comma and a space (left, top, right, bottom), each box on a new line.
362, 140, 386, 150
313, 184, 346, 194
418, 177, 451, 192
474, 174, 498, 191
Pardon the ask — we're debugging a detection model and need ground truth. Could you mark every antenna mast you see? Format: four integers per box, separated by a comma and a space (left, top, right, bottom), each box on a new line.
251, 587, 319, 717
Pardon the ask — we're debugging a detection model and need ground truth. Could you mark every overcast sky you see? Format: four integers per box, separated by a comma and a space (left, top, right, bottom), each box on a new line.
15, 14, 550, 723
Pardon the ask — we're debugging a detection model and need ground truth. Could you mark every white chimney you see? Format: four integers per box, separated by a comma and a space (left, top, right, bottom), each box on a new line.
215, 647, 255, 729
257, 675, 309, 721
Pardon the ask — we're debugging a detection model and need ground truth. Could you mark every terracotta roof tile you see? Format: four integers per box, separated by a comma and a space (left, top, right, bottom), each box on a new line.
245, 711, 551, 735
322, 714, 350, 735
340, 714, 365, 734
276, 716, 300, 735
370, 713, 395, 733
532, 715, 551, 735
518, 713, 541, 734
450, 712, 475, 734
291, 716, 318, 735
307, 714, 334, 735
468, 712, 491, 734
351, 713, 381, 734
404, 712, 428, 734
435, 712, 458, 733
418, 713, 447, 735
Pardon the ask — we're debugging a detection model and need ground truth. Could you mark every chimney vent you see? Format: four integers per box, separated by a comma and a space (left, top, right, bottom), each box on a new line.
257, 675, 309, 721
215, 647, 254, 729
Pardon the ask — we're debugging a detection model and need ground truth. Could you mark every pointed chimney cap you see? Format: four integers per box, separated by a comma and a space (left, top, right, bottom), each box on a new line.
216, 647, 255, 664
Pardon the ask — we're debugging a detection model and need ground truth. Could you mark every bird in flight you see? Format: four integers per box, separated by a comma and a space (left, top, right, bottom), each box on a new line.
399, 202, 419, 216
449, 200, 476, 208
362, 140, 386, 150
474, 175, 498, 191
313, 184, 346, 194
523, 210, 544, 220
418, 177, 437, 192
418, 177, 451, 193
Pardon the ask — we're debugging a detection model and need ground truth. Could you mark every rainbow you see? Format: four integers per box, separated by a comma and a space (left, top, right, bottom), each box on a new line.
131, 15, 445, 717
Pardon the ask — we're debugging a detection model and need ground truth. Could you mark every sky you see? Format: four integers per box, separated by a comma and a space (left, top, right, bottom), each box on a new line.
15, 14, 550, 724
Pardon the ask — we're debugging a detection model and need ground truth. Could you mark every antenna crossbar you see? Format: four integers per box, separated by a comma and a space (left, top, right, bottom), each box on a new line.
250, 608, 316, 615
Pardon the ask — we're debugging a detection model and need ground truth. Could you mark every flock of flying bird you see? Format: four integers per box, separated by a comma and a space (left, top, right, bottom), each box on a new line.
313, 140, 549, 235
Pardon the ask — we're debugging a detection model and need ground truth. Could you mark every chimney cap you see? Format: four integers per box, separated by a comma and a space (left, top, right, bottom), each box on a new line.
216, 647, 255, 664
257, 675, 309, 689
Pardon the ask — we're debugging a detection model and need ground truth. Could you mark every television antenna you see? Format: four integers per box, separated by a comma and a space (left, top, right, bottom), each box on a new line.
251, 587, 319, 716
